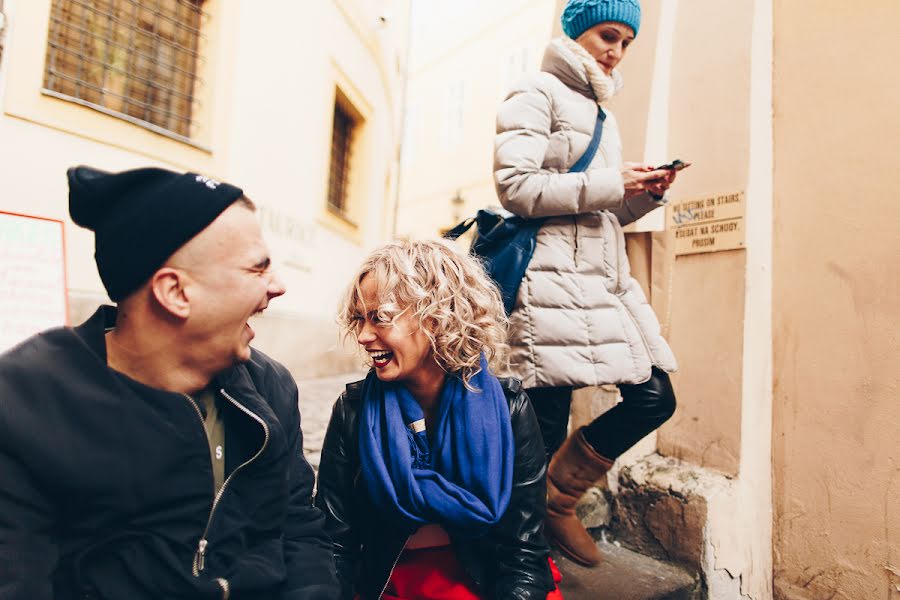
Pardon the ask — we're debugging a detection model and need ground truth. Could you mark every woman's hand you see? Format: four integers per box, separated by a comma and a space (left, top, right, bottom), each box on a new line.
621, 162, 684, 199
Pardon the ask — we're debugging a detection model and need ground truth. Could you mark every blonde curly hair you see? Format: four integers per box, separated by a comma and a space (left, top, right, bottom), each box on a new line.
338, 238, 508, 386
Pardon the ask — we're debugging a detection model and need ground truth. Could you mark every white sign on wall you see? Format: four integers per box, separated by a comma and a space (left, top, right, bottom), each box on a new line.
0, 211, 68, 353
668, 191, 746, 255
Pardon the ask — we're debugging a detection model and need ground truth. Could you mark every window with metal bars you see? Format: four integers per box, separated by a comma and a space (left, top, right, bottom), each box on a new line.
43, 0, 205, 141
327, 101, 356, 217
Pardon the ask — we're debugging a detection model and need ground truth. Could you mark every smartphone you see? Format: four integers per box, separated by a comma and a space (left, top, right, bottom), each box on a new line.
655, 159, 689, 171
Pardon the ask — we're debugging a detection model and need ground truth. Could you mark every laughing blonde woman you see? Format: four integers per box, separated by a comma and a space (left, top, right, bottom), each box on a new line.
315, 239, 563, 600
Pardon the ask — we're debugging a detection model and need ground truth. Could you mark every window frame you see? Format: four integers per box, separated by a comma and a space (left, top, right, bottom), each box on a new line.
41, 0, 207, 146
325, 87, 364, 224
326, 98, 356, 218
2, 0, 232, 175
315, 63, 373, 244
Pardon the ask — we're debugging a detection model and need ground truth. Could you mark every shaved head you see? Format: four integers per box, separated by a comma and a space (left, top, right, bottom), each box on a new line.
166, 201, 258, 272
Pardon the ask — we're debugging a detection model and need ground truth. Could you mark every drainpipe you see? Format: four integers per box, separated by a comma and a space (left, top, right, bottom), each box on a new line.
390, 0, 415, 239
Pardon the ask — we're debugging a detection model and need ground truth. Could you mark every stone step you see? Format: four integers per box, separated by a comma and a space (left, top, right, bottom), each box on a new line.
298, 371, 367, 470
553, 540, 699, 600
299, 375, 701, 599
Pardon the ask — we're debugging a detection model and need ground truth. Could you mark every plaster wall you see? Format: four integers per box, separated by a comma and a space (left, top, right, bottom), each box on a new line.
771, 1, 900, 598
0, 0, 408, 377
655, 0, 754, 478
396, 0, 555, 238
645, 2, 774, 595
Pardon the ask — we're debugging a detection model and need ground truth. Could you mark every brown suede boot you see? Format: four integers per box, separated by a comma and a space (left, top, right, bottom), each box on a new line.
545, 428, 615, 566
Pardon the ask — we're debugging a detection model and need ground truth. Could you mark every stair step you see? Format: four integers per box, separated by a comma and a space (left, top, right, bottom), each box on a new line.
553, 540, 698, 600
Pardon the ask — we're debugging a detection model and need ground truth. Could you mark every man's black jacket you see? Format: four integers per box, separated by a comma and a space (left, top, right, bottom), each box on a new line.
0, 306, 338, 599
315, 376, 555, 599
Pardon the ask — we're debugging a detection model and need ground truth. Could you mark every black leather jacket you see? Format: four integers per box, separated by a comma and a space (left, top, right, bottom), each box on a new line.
0, 306, 338, 600
314, 376, 554, 600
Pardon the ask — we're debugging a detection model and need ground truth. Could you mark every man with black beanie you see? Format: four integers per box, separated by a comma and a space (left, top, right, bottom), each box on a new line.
0, 166, 339, 599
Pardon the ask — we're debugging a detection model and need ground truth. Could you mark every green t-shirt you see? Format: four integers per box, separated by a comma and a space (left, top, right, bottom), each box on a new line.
195, 387, 226, 494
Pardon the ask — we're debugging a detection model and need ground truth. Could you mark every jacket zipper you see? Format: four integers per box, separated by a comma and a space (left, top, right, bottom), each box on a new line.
180, 393, 211, 574
215, 577, 231, 600
377, 538, 410, 599
187, 389, 270, 577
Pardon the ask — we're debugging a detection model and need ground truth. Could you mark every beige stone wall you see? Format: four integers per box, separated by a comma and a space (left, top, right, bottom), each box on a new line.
654, 0, 755, 479
771, 1, 900, 598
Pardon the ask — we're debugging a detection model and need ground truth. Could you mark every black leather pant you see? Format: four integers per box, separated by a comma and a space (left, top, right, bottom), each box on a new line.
527, 367, 677, 461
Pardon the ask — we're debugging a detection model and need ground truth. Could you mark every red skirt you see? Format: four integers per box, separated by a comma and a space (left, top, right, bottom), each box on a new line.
357, 546, 564, 600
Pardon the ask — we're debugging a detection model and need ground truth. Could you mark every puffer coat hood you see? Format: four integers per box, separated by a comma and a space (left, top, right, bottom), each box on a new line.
493, 38, 677, 388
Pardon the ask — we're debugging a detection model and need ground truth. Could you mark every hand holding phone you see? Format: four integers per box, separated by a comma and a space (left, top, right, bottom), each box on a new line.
642, 160, 690, 198
654, 159, 691, 172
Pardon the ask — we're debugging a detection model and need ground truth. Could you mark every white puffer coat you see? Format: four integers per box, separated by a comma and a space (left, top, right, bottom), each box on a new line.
493, 37, 677, 389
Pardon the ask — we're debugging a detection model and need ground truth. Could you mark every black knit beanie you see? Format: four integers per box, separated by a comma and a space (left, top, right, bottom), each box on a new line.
67, 166, 245, 301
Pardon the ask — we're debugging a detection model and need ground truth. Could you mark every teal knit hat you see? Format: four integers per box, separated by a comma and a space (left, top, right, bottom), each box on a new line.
561, 0, 641, 39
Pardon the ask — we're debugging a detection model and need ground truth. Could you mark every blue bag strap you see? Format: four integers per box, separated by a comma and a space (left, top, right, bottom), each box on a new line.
568, 107, 606, 173
444, 216, 476, 240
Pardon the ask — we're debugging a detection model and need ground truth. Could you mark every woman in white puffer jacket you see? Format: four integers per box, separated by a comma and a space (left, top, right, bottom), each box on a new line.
493, 0, 687, 568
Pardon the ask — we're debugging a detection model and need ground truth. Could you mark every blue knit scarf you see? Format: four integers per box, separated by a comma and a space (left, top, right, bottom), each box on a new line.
358, 355, 514, 539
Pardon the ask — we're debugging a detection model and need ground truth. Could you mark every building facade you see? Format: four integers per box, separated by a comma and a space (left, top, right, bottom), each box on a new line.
0, 0, 411, 377
395, 0, 557, 237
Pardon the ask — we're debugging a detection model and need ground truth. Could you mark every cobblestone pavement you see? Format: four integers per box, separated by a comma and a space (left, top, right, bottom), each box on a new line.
298, 371, 366, 470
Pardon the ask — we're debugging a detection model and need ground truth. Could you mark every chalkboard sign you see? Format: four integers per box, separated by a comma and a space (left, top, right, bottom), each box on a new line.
0, 211, 68, 353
